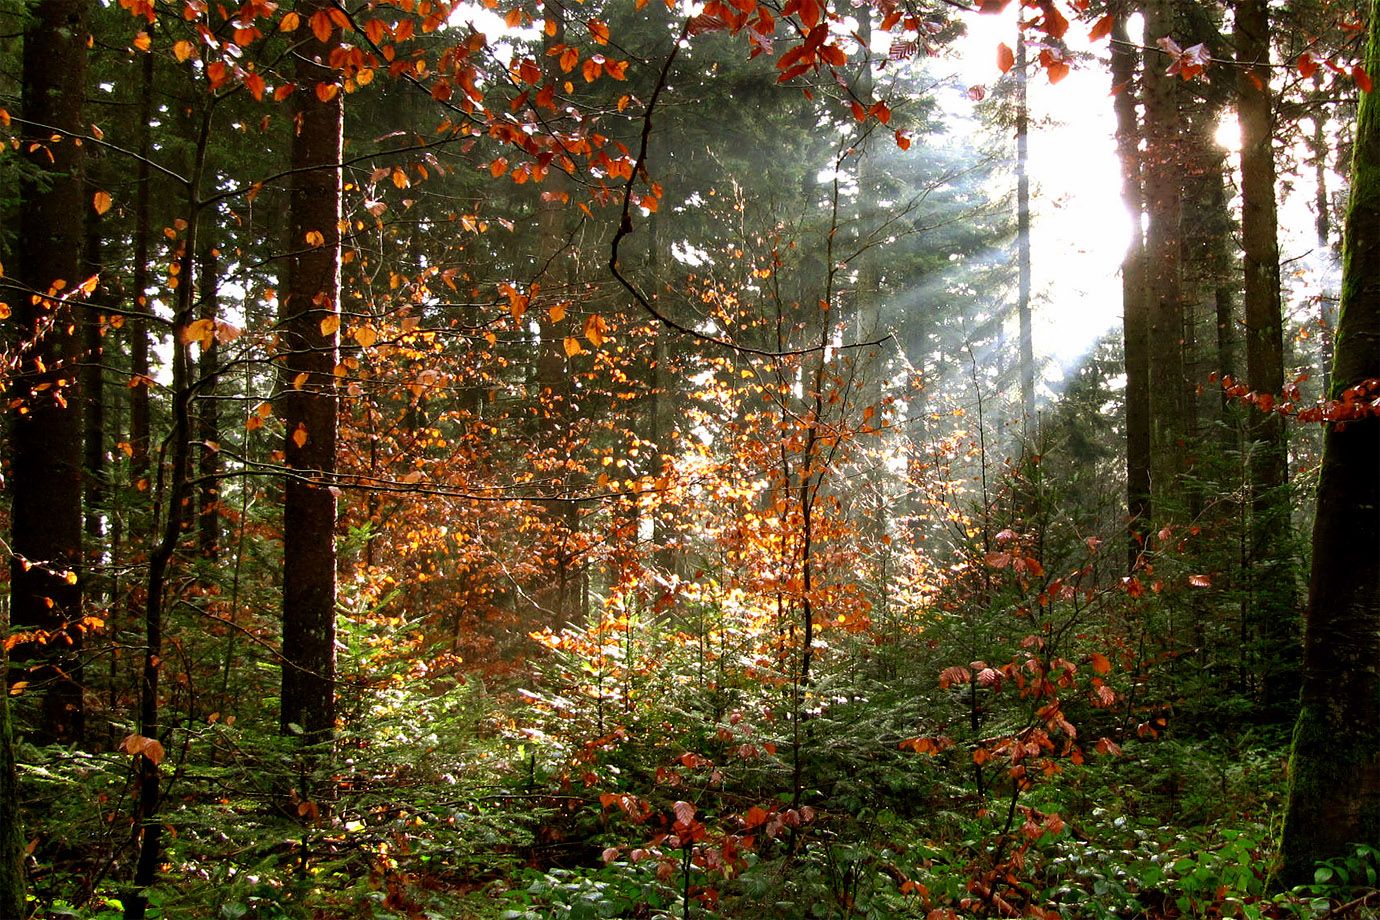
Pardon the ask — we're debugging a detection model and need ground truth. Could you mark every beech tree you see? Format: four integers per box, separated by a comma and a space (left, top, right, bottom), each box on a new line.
1280, 0, 1380, 883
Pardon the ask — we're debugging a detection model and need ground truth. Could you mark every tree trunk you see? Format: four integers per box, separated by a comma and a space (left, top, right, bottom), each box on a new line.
1142, 0, 1189, 523
0, 601, 26, 918
7, 0, 90, 746
1015, 29, 1035, 438
1279, 0, 1380, 884
1235, 0, 1299, 721
1112, 1, 1150, 568
280, 0, 342, 744
197, 240, 222, 559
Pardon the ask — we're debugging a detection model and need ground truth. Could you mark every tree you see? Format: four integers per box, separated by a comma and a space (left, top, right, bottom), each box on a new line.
1235, 0, 1300, 721
6, 0, 90, 747
1279, 0, 1380, 884
279, 0, 343, 745
0, 605, 24, 918
1110, 0, 1151, 569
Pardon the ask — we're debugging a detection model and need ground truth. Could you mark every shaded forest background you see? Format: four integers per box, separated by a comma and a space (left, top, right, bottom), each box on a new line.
1, 0, 1379, 916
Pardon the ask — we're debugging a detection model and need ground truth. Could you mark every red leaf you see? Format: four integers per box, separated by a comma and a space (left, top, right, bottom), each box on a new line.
1090, 652, 1111, 675
1355, 65, 1374, 93
673, 800, 696, 826
1088, 13, 1113, 42
1297, 51, 1319, 80
1188, 573, 1212, 588
939, 666, 971, 688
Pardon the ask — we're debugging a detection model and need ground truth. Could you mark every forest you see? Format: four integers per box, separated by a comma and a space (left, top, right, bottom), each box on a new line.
1, 0, 1378, 914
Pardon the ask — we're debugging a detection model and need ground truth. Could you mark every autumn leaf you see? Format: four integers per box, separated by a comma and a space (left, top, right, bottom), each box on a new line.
563, 336, 582, 357
353, 325, 378, 348
320, 314, 341, 336
279, 10, 300, 31
549, 302, 567, 323
182, 317, 215, 348
315, 82, 340, 103
93, 190, 113, 215
1188, 573, 1212, 588
584, 313, 608, 347
1090, 652, 1111, 675
133, 31, 152, 51
291, 424, 308, 449
1088, 13, 1113, 42
997, 42, 1014, 74
173, 39, 196, 62
1296, 52, 1318, 80
310, 9, 333, 42
305, 230, 325, 247
1355, 65, 1374, 93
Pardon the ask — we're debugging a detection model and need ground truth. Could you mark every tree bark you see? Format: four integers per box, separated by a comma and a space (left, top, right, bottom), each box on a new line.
1235, 0, 1299, 721
0, 602, 26, 918
1142, 0, 1189, 523
1112, 1, 1151, 568
197, 240, 222, 559
1280, 0, 1380, 884
1015, 28, 1035, 438
280, 0, 342, 743
6, 0, 90, 746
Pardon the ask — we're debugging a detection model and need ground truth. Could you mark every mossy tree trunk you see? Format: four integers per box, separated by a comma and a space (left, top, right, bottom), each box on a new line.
1280, 0, 1380, 884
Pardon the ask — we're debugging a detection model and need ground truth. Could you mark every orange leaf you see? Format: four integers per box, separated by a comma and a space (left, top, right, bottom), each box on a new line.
997, 42, 1014, 74
563, 336, 582, 357
320, 313, 341, 336
315, 82, 339, 103
1355, 65, 1374, 93
353, 325, 378, 348
133, 31, 152, 51
279, 10, 300, 31
93, 190, 113, 215
1088, 13, 1113, 41
310, 9, 333, 42
1090, 652, 1111, 675
292, 423, 308, 448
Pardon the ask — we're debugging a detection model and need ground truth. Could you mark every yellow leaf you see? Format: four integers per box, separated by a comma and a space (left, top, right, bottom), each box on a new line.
292, 424, 308, 448
563, 336, 582, 357
173, 39, 195, 62
320, 313, 340, 336
93, 190, 112, 215
279, 10, 300, 31
392, 168, 410, 189
305, 229, 325, 247
353, 325, 378, 348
